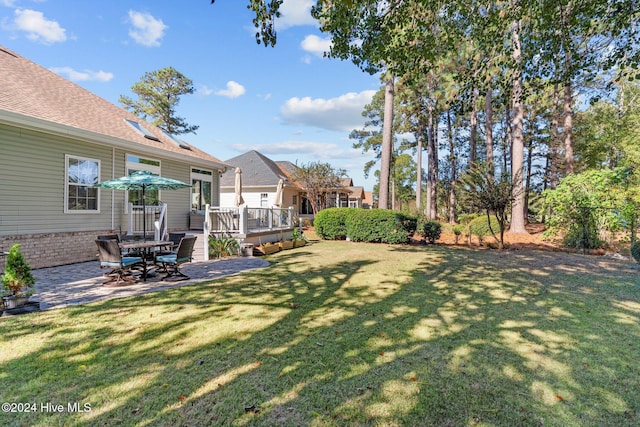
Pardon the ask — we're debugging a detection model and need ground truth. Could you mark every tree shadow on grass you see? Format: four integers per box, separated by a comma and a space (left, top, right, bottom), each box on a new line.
1, 243, 639, 426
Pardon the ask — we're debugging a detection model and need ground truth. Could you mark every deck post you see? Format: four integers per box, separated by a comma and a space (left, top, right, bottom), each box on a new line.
203, 204, 210, 261
239, 205, 248, 235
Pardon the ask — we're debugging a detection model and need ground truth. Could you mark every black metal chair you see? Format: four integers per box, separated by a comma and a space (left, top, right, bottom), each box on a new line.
95, 239, 144, 286
155, 236, 197, 281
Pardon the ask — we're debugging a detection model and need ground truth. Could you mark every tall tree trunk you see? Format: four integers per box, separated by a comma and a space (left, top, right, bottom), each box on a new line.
447, 110, 456, 224
524, 138, 533, 225
485, 88, 494, 181
416, 131, 423, 210
379, 76, 395, 209
427, 103, 438, 219
510, 15, 527, 233
563, 83, 574, 174
550, 82, 560, 190
469, 87, 478, 165
391, 176, 397, 210
504, 99, 511, 174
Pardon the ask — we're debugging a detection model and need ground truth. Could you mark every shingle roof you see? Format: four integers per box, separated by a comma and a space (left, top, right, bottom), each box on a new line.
0, 46, 226, 168
221, 150, 293, 187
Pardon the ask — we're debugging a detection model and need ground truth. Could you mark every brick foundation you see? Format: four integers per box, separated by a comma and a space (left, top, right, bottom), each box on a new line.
0, 231, 112, 271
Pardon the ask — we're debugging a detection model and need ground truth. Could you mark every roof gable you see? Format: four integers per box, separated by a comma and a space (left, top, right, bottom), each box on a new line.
0, 46, 226, 167
221, 150, 292, 187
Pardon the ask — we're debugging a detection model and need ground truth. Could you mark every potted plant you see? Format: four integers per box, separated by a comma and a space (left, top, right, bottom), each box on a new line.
254, 242, 280, 255
279, 239, 294, 250
2, 244, 35, 310
292, 228, 306, 248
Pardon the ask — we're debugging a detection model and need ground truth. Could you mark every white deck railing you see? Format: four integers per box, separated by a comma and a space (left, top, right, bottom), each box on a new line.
203, 205, 295, 260
127, 202, 167, 240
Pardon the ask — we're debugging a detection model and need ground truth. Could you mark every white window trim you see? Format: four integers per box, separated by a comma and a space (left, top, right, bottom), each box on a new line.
64, 154, 101, 214
125, 154, 161, 213
190, 167, 214, 211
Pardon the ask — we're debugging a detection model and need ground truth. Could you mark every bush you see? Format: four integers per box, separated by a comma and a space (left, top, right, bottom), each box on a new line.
314, 208, 356, 240
469, 215, 501, 243
458, 213, 482, 226
2, 244, 35, 296
630, 241, 640, 263
345, 209, 416, 244
452, 224, 465, 244
417, 218, 442, 244
315, 208, 417, 244
208, 236, 239, 259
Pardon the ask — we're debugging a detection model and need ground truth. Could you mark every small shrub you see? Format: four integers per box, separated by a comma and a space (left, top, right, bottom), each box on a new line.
469, 215, 501, 244
630, 241, 640, 263
418, 218, 442, 244
209, 236, 239, 259
452, 225, 464, 244
458, 213, 482, 226
2, 243, 35, 296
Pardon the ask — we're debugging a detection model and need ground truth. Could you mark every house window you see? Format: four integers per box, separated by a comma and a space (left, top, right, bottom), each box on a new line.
191, 168, 213, 211
292, 195, 298, 205
126, 154, 161, 208
260, 193, 269, 208
65, 155, 100, 213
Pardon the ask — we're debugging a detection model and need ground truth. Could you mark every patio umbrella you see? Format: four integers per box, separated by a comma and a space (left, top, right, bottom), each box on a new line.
234, 167, 245, 207
93, 170, 191, 241
273, 178, 284, 207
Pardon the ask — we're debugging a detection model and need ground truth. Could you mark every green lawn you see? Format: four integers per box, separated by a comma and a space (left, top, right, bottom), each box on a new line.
1, 240, 639, 426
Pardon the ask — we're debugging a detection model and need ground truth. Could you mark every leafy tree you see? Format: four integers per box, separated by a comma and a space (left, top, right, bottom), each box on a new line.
458, 163, 521, 250
211, 0, 282, 47
291, 161, 346, 215
541, 168, 633, 249
119, 67, 198, 135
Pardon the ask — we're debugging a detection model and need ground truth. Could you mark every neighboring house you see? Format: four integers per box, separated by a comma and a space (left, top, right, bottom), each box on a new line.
220, 150, 301, 210
363, 191, 375, 209
219, 150, 367, 215
0, 46, 229, 269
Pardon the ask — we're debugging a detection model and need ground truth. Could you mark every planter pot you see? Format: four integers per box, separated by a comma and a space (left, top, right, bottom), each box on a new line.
293, 239, 306, 248
279, 240, 294, 250
2, 295, 29, 310
254, 244, 280, 256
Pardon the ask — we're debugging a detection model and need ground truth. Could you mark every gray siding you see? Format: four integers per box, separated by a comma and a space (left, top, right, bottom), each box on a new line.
0, 124, 114, 235
1, 123, 223, 237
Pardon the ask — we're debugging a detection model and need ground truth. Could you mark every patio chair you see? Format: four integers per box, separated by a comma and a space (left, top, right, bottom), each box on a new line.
155, 235, 197, 281
95, 239, 144, 286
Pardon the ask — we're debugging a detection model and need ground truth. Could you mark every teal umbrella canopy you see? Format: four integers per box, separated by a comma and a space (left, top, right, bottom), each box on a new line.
93, 170, 191, 191
93, 170, 191, 241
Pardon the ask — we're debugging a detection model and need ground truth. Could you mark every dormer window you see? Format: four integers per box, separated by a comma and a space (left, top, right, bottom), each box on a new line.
162, 130, 192, 150
124, 119, 160, 141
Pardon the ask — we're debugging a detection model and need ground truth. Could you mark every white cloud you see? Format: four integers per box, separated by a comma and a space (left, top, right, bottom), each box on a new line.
275, 0, 316, 30
49, 66, 113, 82
215, 81, 246, 99
280, 90, 376, 132
300, 34, 332, 57
1, 0, 17, 7
127, 10, 167, 47
198, 84, 214, 96
13, 9, 66, 44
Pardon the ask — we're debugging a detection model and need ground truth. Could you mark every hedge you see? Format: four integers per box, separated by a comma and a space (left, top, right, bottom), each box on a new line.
314, 208, 356, 240
315, 208, 417, 244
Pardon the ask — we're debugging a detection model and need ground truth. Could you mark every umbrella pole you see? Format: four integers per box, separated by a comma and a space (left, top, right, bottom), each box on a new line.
142, 186, 146, 242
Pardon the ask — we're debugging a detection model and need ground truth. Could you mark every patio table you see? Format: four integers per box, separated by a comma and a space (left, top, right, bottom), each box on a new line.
119, 240, 172, 281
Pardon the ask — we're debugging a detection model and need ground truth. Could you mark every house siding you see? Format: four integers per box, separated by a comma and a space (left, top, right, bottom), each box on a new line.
0, 123, 223, 269
0, 123, 114, 235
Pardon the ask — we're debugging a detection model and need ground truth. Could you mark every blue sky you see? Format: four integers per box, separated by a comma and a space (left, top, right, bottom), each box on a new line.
0, 0, 381, 190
